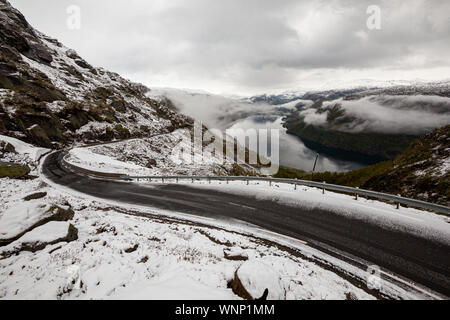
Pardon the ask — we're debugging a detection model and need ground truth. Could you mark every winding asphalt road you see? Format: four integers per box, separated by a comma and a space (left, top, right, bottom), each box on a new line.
42, 151, 450, 299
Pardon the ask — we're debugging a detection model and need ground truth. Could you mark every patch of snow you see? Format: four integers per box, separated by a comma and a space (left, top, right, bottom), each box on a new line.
66, 146, 151, 176
438, 156, 450, 175
0, 134, 50, 162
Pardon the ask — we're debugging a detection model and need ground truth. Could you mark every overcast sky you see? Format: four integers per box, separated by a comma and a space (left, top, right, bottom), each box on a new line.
9, 0, 450, 95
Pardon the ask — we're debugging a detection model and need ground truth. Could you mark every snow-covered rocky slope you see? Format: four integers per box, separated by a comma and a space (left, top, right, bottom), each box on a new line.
361, 125, 450, 206
65, 129, 258, 176
0, 0, 191, 149
0, 0, 259, 177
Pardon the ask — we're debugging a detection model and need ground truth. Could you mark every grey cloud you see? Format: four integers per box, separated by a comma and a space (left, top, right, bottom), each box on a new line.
9, 0, 450, 94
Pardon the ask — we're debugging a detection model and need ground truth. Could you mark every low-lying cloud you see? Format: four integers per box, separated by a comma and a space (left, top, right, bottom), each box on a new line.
148, 88, 295, 130
300, 95, 450, 135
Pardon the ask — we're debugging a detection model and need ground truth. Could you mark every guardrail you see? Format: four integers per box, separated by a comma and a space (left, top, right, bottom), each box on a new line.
123, 175, 450, 215
60, 155, 450, 215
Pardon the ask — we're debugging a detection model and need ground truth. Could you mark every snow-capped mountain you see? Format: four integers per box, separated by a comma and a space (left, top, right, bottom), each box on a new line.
247, 79, 450, 106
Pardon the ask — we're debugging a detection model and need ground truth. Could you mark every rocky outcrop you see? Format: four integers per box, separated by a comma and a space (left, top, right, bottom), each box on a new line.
0, 0, 53, 65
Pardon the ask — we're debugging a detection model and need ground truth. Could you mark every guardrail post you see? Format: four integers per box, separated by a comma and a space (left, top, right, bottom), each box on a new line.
191, 178, 194, 183
209, 177, 211, 184
396, 194, 401, 209
246, 179, 249, 185
226, 178, 229, 184
322, 181, 325, 194
269, 181, 272, 187
294, 184, 297, 190
176, 178, 178, 183
355, 187, 359, 200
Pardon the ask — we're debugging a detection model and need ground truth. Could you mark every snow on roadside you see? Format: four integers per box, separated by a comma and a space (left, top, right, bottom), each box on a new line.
0, 175, 45, 213
67, 146, 151, 176
0, 175, 375, 300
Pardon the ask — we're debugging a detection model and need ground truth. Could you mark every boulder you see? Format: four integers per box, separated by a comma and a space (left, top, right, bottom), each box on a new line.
26, 124, 52, 148
231, 259, 283, 300
0, 222, 78, 258
146, 159, 157, 168
65, 49, 79, 59
23, 192, 47, 201
0, 203, 75, 246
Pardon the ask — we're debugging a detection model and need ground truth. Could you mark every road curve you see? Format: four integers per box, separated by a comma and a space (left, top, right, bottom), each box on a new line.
42, 151, 450, 298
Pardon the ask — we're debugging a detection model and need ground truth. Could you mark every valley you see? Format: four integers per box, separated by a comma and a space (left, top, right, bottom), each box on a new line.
0, 0, 449, 302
